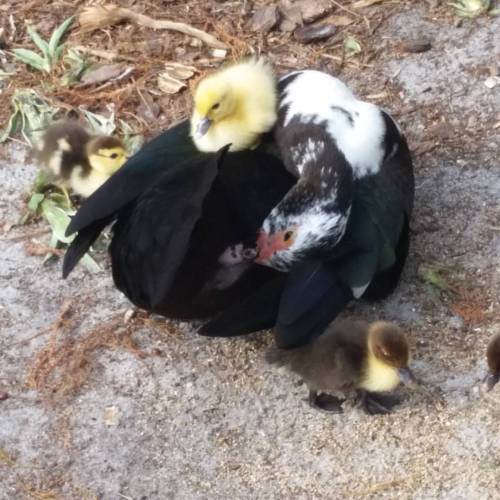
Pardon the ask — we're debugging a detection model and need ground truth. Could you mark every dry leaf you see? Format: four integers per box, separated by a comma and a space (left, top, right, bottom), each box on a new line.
328, 15, 354, 26
295, 0, 333, 22
157, 62, 197, 94
158, 74, 187, 94
80, 63, 127, 85
294, 23, 336, 43
251, 5, 280, 33
352, 0, 384, 8
164, 62, 197, 80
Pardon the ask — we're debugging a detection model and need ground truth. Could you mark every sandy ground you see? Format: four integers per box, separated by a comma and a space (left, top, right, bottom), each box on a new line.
1, 6, 500, 500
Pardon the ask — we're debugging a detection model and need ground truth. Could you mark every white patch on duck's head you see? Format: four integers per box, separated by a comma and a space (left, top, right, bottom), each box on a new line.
257, 201, 350, 271
190, 58, 278, 152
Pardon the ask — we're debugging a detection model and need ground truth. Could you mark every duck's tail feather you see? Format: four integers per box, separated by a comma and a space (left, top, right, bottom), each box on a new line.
62, 218, 110, 278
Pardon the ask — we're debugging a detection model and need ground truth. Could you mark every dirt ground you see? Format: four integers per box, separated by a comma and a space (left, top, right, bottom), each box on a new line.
1, 1, 499, 499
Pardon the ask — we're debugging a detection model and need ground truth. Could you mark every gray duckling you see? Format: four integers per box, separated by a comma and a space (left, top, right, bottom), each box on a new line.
266, 319, 416, 415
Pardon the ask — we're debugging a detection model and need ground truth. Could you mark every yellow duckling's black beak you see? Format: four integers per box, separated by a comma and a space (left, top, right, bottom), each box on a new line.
483, 371, 500, 392
195, 117, 212, 138
398, 367, 417, 386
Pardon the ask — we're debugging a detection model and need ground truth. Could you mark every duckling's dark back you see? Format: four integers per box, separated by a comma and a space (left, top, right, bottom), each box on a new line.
37, 122, 92, 179
266, 320, 368, 392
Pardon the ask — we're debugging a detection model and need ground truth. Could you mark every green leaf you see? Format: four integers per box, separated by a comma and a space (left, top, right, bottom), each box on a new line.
27, 192, 45, 212
448, 0, 490, 17
48, 16, 74, 60
26, 24, 50, 59
11, 48, 49, 72
82, 108, 116, 136
0, 109, 20, 143
344, 36, 362, 56
80, 253, 102, 273
119, 119, 143, 155
40, 199, 73, 244
32, 169, 50, 193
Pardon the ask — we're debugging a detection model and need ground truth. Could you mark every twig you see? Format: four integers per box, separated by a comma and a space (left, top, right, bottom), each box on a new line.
78, 4, 228, 49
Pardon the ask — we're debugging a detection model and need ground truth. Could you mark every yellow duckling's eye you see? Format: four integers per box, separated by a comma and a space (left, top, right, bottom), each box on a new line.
109, 152, 119, 159
211, 103, 220, 110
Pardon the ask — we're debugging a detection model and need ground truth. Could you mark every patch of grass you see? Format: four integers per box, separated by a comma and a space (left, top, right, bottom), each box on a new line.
11, 17, 74, 74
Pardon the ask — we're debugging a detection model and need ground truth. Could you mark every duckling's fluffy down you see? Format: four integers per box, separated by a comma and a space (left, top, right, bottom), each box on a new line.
191, 59, 278, 152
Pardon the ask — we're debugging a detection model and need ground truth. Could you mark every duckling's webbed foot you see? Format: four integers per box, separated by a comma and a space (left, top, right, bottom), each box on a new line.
358, 390, 401, 415
308, 390, 345, 414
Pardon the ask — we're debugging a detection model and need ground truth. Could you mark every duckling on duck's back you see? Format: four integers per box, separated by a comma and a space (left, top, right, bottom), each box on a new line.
191, 58, 278, 152
267, 319, 416, 414
35, 121, 128, 198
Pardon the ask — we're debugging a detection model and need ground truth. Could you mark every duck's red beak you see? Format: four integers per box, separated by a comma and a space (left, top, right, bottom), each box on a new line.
255, 231, 275, 264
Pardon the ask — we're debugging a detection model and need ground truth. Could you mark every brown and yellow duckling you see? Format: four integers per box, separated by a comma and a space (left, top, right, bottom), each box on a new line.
266, 320, 417, 415
483, 333, 500, 392
35, 121, 128, 199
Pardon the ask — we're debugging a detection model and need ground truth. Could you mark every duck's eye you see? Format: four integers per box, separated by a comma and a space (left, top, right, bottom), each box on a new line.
109, 153, 119, 159
283, 231, 294, 242
211, 103, 220, 110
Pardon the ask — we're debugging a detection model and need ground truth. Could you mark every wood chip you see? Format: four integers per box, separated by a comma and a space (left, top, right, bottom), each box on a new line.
294, 23, 336, 43
0, 391, 9, 402
251, 5, 280, 33
295, 0, 333, 23
80, 63, 127, 86
279, 4, 303, 32
328, 15, 354, 26
103, 406, 120, 426
401, 40, 432, 54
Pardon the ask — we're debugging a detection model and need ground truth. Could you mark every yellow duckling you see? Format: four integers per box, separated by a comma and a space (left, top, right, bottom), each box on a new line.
190, 58, 278, 152
35, 121, 128, 199
267, 320, 417, 415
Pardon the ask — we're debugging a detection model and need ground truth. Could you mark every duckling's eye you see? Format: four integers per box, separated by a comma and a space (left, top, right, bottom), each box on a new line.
109, 153, 119, 159
211, 103, 220, 110
283, 231, 294, 242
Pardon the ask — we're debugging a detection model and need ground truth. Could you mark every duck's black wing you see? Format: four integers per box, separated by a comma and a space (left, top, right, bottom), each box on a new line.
109, 147, 227, 309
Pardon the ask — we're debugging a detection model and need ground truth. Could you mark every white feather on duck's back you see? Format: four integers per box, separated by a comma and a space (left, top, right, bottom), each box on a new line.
279, 70, 387, 178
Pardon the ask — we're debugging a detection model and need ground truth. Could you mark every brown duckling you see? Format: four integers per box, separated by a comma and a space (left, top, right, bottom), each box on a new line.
266, 319, 416, 415
35, 121, 128, 199
484, 333, 500, 391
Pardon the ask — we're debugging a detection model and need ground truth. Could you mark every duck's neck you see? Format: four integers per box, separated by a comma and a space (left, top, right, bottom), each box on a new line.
360, 353, 400, 393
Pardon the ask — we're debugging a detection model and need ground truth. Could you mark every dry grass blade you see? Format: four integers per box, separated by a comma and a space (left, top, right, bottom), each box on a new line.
79, 4, 228, 49
26, 310, 147, 404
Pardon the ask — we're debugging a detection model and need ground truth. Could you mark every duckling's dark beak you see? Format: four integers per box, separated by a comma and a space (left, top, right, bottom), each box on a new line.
195, 117, 212, 138
483, 371, 500, 392
398, 367, 417, 386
